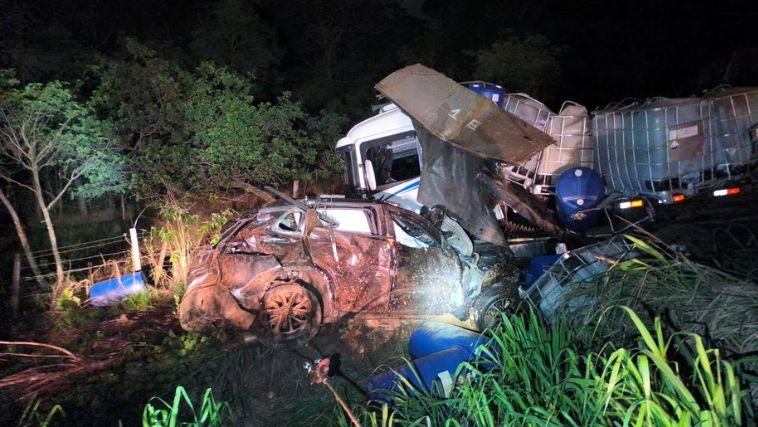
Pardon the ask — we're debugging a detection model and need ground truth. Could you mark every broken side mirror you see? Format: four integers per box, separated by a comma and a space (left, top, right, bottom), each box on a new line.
364, 159, 377, 192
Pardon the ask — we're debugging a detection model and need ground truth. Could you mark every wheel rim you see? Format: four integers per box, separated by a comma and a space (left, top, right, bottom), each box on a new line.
260, 284, 313, 337
483, 298, 511, 329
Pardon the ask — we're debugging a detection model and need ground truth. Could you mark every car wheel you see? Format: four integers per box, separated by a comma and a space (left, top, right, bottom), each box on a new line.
473, 284, 519, 332
254, 282, 322, 347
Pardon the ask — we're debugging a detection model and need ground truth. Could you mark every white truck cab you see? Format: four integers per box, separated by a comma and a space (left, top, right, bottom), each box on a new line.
336, 81, 506, 213
335, 103, 424, 212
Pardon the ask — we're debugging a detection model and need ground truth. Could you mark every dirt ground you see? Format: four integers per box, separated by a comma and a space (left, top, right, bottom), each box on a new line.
207, 313, 473, 426
1, 303, 468, 426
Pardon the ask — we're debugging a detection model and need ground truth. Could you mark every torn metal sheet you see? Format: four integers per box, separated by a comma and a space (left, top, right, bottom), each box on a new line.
415, 125, 507, 246
477, 172, 582, 243
375, 64, 555, 165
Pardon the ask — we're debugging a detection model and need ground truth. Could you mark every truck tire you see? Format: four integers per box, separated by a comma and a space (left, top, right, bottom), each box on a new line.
253, 282, 322, 348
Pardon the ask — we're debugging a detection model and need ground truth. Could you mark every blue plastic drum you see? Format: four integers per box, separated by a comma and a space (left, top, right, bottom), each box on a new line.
525, 254, 561, 289
408, 321, 491, 359
464, 81, 506, 108
555, 167, 605, 231
89, 272, 146, 307
367, 345, 470, 402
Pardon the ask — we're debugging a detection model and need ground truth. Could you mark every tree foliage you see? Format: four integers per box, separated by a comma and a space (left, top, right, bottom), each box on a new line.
0, 76, 126, 202
92, 41, 343, 202
0, 71, 125, 288
473, 33, 565, 105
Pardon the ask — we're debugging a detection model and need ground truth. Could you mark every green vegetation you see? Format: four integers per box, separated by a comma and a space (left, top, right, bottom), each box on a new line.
91, 40, 344, 203
0, 72, 125, 290
142, 386, 233, 427
139, 200, 237, 306
17, 399, 65, 427
561, 235, 758, 378
0, 38, 347, 320
338, 308, 753, 426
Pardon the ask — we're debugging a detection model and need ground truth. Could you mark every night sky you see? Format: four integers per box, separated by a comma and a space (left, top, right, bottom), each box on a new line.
2, 0, 757, 114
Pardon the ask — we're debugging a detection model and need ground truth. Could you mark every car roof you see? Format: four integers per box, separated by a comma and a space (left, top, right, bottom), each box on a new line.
259, 196, 394, 212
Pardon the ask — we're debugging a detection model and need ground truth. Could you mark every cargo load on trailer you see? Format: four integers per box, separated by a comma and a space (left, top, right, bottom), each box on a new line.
704, 87, 758, 178
592, 97, 719, 203
502, 98, 594, 195
592, 89, 758, 204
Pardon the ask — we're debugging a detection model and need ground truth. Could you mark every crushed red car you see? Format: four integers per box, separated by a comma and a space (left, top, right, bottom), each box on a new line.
179, 195, 516, 346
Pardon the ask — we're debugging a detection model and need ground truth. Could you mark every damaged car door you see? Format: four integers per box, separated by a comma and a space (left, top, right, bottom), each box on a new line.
307, 204, 393, 314
385, 206, 465, 316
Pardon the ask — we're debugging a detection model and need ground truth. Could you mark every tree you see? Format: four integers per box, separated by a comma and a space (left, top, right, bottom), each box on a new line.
132, 63, 342, 198
93, 43, 343, 202
473, 33, 565, 106
0, 75, 125, 294
90, 38, 185, 154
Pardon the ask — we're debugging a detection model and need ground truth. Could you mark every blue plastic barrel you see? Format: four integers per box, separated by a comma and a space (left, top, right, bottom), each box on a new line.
555, 167, 605, 231
89, 272, 145, 307
367, 345, 470, 402
525, 254, 561, 289
464, 81, 505, 107
408, 321, 491, 359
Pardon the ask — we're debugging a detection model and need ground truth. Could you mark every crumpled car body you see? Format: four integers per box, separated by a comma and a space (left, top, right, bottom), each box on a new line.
179, 198, 508, 346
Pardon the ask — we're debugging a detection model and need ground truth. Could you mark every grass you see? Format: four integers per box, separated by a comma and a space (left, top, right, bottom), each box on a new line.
142, 386, 233, 427
121, 290, 156, 312
145, 199, 236, 296
338, 308, 754, 426
17, 399, 65, 427
553, 234, 758, 407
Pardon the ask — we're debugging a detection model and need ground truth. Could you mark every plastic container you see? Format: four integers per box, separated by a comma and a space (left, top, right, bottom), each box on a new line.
503, 100, 594, 195
525, 254, 561, 289
408, 321, 491, 359
592, 97, 722, 203
89, 272, 145, 307
555, 167, 604, 231
704, 87, 758, 177
463, 81, 506, 108
519, 236, 635, 321
502, 93, 554, 131
367, 345, 470, 402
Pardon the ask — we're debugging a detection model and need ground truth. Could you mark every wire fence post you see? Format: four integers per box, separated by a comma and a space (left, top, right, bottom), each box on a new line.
12, 253, 20, 317
129, 228, 142, 273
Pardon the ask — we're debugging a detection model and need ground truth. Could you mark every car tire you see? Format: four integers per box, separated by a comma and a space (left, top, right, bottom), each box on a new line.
472, 284, 519, 332
253, 282, 322, 348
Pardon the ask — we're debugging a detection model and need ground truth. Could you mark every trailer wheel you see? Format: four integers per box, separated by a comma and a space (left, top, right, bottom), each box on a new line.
254, 282, 322, 348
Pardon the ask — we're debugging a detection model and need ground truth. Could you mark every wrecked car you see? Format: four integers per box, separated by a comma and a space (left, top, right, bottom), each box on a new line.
179, 194, 515, 346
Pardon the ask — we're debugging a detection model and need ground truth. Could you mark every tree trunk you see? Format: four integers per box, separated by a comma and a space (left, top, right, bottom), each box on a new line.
0, 187, 45, 283
77, 192, 89, 216
31, 169, 64, 292
121, 194, 126, 222
11, 253, 20, 318
229, 178, 275, 203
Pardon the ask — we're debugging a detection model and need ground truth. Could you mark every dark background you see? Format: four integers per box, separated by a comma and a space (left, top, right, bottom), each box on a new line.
2, 0, 757, 117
